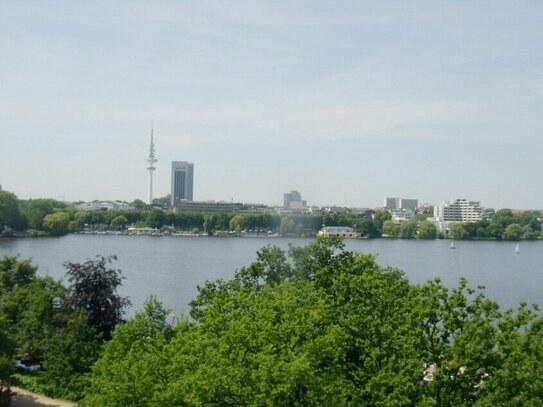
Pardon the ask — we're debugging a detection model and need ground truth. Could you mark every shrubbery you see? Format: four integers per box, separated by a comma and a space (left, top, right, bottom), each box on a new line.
1, 238, 542, 405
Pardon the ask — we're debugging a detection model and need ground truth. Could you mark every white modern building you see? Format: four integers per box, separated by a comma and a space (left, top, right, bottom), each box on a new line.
431, 199, 489, 234
434, 199, 485, 223
390, 208, 415, 223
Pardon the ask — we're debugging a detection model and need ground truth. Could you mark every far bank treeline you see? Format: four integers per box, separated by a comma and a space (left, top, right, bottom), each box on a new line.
0, 190, 542, 241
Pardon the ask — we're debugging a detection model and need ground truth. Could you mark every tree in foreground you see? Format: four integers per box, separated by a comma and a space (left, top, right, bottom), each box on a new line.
40, 309, 101, 401
84, 238, 542, 406
0, 315, 14, 407
83, 296, 173, 406
64, 255, 130, 340
39, 256, 130, 400
0, 257, 65, 358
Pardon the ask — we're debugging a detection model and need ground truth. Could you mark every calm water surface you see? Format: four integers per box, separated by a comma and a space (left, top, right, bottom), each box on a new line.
0, 235, 541, 317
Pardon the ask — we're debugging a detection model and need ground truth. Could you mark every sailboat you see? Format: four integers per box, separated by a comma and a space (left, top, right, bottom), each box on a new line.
450, 240, 456, 249
515, 243, 520, 254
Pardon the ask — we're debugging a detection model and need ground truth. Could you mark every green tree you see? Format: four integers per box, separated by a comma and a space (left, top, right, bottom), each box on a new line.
0, 257, 67, 404
208, 211, 231, 231
110, 215, 128, 230
40, 309, 101, 401
487, 209, 514, 240
64, 256, 130, 340
20, 199, 61, 230
358, 218, 379, 238
71, 211, 91, 231
1, 276, 65, 357
373, 210, 392, 236
145, 209, 166, 229
502, 223, 523, 241
0, 191, 26, 233
279, 216, 295, 235
42, 212, 70, 236
81, 240, 543, 406
449, 222, 468, 240
0, 258, 65, 357
382, 220, 398, 237
178, 239, 422, 404
84, 297, 172, 406
152, 194, 171, 207
131, 199, 148, 210
0, 315, 14, 407
0, 256, 37, 291
522, 224, 538, 240
418, 220, 437, 240
476, 316, 543, 406
229, 214, 247, 231
400, 220, 418, 239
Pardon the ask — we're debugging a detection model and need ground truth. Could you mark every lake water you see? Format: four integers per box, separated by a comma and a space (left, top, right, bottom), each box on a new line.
0, 235, 541, 317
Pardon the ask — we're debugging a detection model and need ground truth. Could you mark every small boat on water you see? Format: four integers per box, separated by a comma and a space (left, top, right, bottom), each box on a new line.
515, 243, 520, 254
450, 240, 456, 249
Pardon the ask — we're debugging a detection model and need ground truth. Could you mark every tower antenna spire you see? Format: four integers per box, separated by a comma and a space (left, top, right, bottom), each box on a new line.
146, 122, 157, 205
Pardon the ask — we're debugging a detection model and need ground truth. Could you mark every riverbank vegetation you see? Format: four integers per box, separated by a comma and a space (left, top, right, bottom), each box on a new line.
1, 238, 542, 405
1, 189, 542, 241
0, 255, 128, 404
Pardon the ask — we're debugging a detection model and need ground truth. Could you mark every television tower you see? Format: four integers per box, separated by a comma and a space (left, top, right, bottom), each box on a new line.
146, 125, 157, 205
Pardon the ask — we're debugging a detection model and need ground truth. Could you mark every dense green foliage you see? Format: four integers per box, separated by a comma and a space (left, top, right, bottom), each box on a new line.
78, 238, 542, 406
0, 191, 27, 234
448, 209, 542, 241
1, 240, 543, 404
0, 255, 129, 402
0, 315, 13, 406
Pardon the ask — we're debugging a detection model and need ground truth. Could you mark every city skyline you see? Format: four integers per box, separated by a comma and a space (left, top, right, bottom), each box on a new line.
1, 2, 542, 209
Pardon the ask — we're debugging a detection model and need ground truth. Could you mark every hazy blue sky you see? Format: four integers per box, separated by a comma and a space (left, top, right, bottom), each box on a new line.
1, 1, 542, 209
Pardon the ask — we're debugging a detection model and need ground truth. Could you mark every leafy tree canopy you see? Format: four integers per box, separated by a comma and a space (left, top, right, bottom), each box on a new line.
42, 212, 71, 236
20, 198, 63, 230
83, 238, 543, 406
64, 255, 130, 340
0, 190, 26, 233
418, 220, 437, 240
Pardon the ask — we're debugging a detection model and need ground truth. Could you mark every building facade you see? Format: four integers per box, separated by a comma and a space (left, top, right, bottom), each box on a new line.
76, 201, 134, 211
171, 161, 194, 205
173, 200, 241, 213
434, 199, 484, 223
283, 190, 307, 209
384, 197, 418, 211
318, 226, 359, 238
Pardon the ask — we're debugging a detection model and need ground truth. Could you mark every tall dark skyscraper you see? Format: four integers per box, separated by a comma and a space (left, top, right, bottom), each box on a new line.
171, 161, 194, 205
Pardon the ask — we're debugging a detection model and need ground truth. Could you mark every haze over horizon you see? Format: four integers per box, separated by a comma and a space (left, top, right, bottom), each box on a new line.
1, 2, 542, 209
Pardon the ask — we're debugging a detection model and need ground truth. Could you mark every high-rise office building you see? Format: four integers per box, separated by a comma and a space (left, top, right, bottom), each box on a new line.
283, 190, 306, 209
171, 161, 194, 205
384, 197, 418, 211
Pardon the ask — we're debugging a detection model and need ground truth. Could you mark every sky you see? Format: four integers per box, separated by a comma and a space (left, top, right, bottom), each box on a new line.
1, 1, 542, 209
